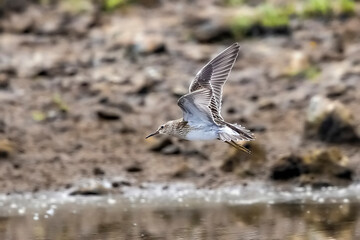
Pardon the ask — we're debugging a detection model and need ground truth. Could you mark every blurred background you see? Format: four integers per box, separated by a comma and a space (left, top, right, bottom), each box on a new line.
0, 0, 360, 239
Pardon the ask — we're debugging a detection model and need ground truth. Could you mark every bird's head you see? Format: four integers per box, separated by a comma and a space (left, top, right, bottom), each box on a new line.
145, 121, 173, 139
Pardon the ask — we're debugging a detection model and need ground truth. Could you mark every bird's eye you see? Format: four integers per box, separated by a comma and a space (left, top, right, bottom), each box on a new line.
160, 126, 164, 129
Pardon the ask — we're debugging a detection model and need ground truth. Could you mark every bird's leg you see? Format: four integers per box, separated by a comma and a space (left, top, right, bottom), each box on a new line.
225, 140, 251, 154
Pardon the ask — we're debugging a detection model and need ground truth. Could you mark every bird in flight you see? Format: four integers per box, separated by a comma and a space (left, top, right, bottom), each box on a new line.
146, 43, 254, 153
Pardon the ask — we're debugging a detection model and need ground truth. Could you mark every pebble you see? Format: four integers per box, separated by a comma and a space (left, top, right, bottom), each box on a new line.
96, 108, 121, 121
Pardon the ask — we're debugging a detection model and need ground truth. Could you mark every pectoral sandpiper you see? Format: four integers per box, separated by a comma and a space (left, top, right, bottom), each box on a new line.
146, 43, 254, 153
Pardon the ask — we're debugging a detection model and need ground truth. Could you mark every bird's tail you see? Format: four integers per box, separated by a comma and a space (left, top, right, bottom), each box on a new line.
218, 122, 254, 153
220, 122, 254, 141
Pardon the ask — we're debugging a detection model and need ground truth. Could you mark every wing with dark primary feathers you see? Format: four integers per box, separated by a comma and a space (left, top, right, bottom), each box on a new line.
188, 43, 240, 122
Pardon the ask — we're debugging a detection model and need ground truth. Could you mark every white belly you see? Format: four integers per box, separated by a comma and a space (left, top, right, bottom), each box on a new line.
185, 128, 218, 141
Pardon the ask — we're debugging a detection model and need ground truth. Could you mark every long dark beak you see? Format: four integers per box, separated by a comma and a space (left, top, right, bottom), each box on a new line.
145, 130, 159, 139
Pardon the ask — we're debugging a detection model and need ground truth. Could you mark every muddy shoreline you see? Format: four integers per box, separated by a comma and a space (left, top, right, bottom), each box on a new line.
0, 1, 359, 194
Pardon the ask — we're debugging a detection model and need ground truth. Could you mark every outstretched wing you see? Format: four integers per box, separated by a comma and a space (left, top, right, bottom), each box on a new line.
189, 43, 240, 122
177, 88, 215, 126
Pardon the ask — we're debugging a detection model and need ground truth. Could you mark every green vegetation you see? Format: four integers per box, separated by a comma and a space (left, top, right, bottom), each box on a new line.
304, 0, 332, 16
230, 3, 293, 38
290, 66, 321, 80
38, 0, 135, 12
31, 94, 68, 122
304, 66, 321, 80
39, 0, 357, 15
52, 94, 69, 112
230, 0, 357, 38
58, 0, 94, 13
39, 0, 51, 4
303, 0, 356, 16
103, 0, 133, 11
32, 111, 46, 122
225, 0, 245, 6
230, 15, 257, 38
338, 0, 356, 15
258, 4, 292, 28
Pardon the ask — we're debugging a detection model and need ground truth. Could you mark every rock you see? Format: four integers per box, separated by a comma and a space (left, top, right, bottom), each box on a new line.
326, 84, 348, 98
0, 139, 16, 159
220, 141, 266, 177
126, 164, 142, 173
93, 167, 105, 176
146, 136, 171, 151
34, 9, 63, 35
270, 148, 353, 187
129, 66, 163, 94
63, 14, 98, 37
118, 123, 136, 134
303, 148, 350, 176
111, 180, 131, 188
132, 72, 160, 94
300, 148, 353, 187
171, 85, 187, 98
0, 0, 30, 13
181, 147, 208, 159
287, 51, 310, 75
182, 44, 211, 62
144, 66, 163, 82
96, 108, 121, 121
99, 96, 134, 113
258, 98, 276, 110
130, 33, 166, 55
69, 179, 112, 196
305, 96, 359, 143
269, 49, 311, 79
1, 8, 34, 33
248, 125, 266, 133
270, 155, 304, 180
146, 136, 181, 155
0, 120, 5, 133
0, 74, 10, 89
117, 102, 133, 113
89, 82, 111, 96
320, 33, 344, 61
191, 19, 231, 42
248, 94, 259, 102
161, 145, 180, 155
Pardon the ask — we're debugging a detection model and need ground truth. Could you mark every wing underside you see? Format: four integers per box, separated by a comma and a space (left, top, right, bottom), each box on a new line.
177, 88, 215, 125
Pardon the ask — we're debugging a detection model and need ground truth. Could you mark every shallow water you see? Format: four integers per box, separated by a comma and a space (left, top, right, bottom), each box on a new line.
1, 182, 360, 240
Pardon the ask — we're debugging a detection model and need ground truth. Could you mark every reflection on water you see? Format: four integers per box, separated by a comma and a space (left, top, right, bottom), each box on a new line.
1, 183, 360, 240
1, 200, 360, 240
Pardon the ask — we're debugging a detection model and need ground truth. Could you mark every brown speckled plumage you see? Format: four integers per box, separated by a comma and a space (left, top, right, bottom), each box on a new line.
165, 119, 191, 139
